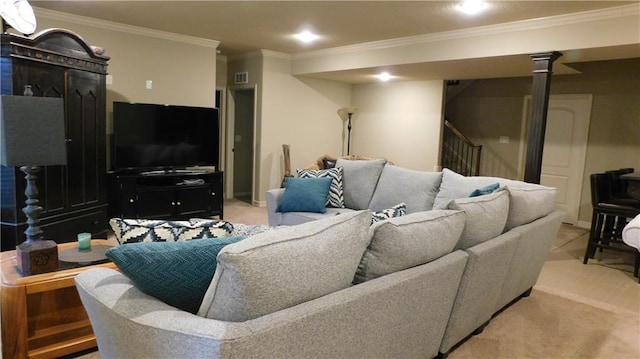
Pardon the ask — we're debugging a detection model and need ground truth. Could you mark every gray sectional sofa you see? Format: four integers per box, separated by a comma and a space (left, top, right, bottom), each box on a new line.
75, 161, 563, 359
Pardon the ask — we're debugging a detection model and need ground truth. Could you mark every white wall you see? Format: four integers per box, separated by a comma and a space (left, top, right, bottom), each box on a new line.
258, 53, 351, 204
352, 81, 445, 171
36, 9, 218, 111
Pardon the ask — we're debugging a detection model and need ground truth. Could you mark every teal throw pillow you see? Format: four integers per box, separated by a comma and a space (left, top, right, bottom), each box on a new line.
105, 236, 244, 313
469, 182, 500, 197
276, 177, 333, 213
297, 167, 345, 208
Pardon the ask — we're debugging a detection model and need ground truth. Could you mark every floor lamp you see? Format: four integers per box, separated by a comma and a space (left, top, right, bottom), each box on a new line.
337, 107, 358, 156
0, 94, 67, 275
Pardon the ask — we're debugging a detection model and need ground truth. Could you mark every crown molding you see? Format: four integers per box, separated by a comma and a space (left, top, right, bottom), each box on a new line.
33, 7, 220, 49
293, 3, 640, 60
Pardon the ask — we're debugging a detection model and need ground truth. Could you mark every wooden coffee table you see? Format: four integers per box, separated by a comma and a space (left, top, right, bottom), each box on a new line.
1, 240, 116, 359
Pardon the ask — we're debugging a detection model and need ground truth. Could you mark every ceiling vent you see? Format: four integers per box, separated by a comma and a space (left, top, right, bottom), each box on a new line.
234, 72, 248, 84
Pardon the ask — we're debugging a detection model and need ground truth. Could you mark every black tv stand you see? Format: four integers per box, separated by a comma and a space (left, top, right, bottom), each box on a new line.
108, 171, 224, 220
140, 169, 210, 176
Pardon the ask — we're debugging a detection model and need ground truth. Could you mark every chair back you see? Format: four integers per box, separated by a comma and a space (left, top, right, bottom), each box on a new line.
590, 173, 612, 207
605, 170, 628, 196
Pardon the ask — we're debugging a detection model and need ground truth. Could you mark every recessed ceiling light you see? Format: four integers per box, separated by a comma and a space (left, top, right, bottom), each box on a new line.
456, 0, 487, 15
293, 30, 320, 44
376, 72, 393, 82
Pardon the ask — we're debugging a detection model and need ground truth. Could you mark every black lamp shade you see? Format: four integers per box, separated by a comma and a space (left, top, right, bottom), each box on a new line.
0, 95, 67, 167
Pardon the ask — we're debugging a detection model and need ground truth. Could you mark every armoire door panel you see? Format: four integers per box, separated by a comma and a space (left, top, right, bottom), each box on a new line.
12, 60, 65, 97
42, 166, 66, 214
66, 70, 105, 208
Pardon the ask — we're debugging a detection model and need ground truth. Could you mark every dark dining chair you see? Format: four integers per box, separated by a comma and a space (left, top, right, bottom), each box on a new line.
605, 168, 635, 200
583, 173, 640, 277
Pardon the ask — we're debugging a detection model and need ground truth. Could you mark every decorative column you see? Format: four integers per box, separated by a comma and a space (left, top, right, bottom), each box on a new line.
524, 51, 562, 184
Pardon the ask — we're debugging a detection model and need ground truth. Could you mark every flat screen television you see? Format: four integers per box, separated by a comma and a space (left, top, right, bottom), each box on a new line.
112, 101, 219, 171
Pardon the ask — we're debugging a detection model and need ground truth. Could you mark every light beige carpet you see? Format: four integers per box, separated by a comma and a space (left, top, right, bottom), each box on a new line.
450, 285, 640, 359
71, 285, 639, 359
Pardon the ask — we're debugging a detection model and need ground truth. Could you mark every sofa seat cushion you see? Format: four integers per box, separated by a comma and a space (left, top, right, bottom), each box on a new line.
272, 207, 358, 226
354, 210, 466, 283
109, 218, 234, 244
105, 236, 245, 314
198, 210, 372, 322
368, 165, 443, 213
433, 169, 557, 230
277, 177, 333, 213
448, 190, 510, 249
297, 167, 345, 208
336, 158, 387, 210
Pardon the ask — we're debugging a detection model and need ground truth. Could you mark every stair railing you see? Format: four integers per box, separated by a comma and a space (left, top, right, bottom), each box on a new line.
441, 120, 482, 176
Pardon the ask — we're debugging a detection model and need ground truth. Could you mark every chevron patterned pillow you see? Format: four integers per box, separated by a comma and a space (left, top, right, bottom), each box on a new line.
109, 218, 234, 244
106, 236, 244, 313
371, 203, 407, 224
297, 167, 345, 208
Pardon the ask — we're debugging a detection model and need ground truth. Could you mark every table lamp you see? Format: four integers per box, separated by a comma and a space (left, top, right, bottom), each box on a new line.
0, 94, 67, 275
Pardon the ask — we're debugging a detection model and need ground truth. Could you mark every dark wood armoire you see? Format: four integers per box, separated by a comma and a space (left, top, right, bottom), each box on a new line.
1, 29, 110, 251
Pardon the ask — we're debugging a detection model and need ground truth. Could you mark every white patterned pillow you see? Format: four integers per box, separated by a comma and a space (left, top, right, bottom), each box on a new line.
109, 218, 234, 244
296, 167, 345, 208
371, 203, 407, 224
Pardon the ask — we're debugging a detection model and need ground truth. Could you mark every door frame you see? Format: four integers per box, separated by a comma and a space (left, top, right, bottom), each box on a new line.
517, 94, 592, 225
225, 84, 258, 203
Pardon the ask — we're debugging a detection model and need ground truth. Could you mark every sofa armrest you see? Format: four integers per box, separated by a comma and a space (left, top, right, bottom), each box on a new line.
266, 188, 285, 226
76, 251, 468, 359
75, 268, 247, 359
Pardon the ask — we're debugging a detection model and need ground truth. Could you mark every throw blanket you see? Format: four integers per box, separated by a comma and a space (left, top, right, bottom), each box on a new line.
622, 214, 640, 250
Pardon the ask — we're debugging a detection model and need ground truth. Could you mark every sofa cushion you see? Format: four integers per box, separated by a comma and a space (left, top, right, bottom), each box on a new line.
433, 169, 506, 209
433, 169, 557, 229
297, 167, 345, 208
276, 177, 333, 213
109, 218, 234, 244
371, 203, 407, 224
448, 190, 509, 250
336, 158, 386, 210
368, 165, 442, 213
105, 236, 245, 314
198, 210, 372, 321
504, 185, 557, 230
353, 210, 466, 284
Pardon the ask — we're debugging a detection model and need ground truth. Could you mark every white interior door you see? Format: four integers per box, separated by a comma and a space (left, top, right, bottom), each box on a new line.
519, 94, 592, 224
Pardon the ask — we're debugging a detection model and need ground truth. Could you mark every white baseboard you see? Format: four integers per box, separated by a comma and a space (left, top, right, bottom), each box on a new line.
576, 220, 591, 229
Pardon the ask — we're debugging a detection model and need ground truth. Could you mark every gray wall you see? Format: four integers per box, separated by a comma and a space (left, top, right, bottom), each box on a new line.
445, 58, 640, 225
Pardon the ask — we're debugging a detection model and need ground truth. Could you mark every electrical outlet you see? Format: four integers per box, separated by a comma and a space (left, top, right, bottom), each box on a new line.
106, 75, 113, 85
146, 80, 153, 89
